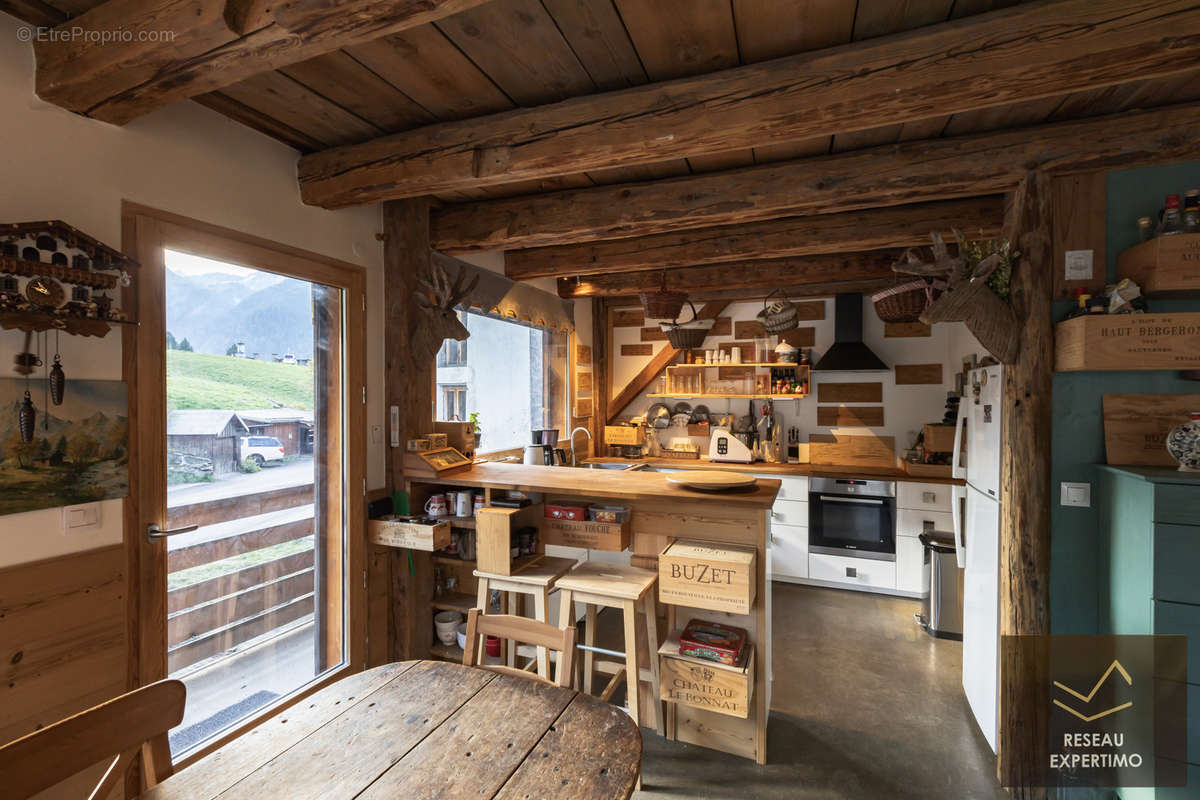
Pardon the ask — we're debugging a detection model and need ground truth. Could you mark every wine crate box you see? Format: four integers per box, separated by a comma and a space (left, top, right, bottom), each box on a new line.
923, 424, 957, 453
659, 630, 754, 719
904, 462, 954, 479
1102, 394, 1200, 467
475, 505, 544, 575
604, 425, 645, 446
1055, 313, 1200, 372
658, 540, 756, 615
1116, 234, 1200, 295
368, 518, 451, 551
541, 517, 630, 551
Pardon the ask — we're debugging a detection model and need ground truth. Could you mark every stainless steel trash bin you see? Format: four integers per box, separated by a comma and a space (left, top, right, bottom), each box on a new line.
915, 531, 962, 640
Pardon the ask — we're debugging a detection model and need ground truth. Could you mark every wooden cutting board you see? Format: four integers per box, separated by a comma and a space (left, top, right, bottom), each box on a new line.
665, 470, 758, 491
808, 433, 897, 468
1103, 394, 1200, 466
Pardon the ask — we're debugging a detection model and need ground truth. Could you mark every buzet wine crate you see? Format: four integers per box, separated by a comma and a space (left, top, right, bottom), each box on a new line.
658, 540, 756, 615
1055, 313, 1200, 372
658, 629, 754, 719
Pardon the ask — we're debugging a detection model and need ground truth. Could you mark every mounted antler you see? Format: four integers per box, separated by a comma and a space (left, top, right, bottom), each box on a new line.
893, 229, 968, 283
409, 256, 481, 369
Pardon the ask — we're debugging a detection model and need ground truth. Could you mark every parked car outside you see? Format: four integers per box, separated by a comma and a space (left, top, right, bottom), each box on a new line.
239, 435, 286, 466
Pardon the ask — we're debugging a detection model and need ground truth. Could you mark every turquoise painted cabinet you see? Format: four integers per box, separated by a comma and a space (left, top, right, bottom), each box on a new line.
1098, 466, 1200, 800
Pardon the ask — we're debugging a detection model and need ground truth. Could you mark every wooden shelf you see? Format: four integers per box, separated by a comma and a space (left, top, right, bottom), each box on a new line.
667, 362, 808, 369
429, 641, 464, 662
433, 555, 476, 567
647, 393, 809, 399
443, 515, 476, 529
432, 591, 476, 613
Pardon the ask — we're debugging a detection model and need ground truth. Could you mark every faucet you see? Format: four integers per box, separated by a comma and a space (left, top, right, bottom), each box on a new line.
568, 426, 593, 467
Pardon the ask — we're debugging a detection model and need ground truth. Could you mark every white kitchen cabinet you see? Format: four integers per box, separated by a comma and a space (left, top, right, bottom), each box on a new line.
808, 552, 896, 592
895, 535, 929, 595
770, 499, 808, 527
897, 481, 953, 513
770, 522, 808, 580
896, 508, 954, 538
759, 475, 809, 502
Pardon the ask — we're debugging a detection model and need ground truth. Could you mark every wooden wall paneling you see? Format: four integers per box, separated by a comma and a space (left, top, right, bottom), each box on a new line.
1051, 171, 1108, 300
429, 104, 1200, 250
436, 0, 596, 105
718, 340, 756, 356
817, 406, 885, 427
894, 364, 944, 385
640, 326, 668, 341
0, 546, 127, 748
709, 317, 732, 336
734, 320, 765, 339
541, 0, 647, 90
997, 172, 1053, 793
816, 382, 883, 403
612, 309, 644, 327
884, 321, 932, 337
808, 434, 896, 468
621, 343, 653, 356
780, 327, 816, 348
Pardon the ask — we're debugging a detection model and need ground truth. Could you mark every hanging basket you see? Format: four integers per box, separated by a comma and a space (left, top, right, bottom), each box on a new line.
755, 289, 799, 333
659, 301, 715, 349
871, 280, 941, 323
639, 272, 687, 319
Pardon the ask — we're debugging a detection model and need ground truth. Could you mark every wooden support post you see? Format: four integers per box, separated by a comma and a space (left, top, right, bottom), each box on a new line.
382, 198, 436, 661
997, 171, 1053, 797
591, 298, 610, 454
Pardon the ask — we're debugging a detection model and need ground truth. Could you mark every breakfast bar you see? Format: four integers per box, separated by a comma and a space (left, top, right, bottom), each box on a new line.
406, 461, 780, 764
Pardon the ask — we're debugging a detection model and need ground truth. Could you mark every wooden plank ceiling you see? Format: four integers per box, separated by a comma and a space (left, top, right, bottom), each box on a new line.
9, 0, 1198, 208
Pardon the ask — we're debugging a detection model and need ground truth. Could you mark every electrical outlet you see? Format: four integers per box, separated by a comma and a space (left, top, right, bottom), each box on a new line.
62, 502, 102, 534
1060, 482, 1091, 508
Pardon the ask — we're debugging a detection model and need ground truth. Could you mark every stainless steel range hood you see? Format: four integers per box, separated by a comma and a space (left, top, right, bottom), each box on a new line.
812, 294, 889, 372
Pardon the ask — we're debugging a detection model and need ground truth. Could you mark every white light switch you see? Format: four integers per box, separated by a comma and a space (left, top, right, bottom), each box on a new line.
1060, 482, 1091, 508
63, 502, 102, 533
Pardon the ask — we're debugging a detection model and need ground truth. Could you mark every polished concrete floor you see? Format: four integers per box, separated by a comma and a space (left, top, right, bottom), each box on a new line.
624, 583, 1007, 800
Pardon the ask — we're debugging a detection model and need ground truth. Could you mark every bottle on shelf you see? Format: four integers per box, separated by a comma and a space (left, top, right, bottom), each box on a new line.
1183, 189, 1200, 233
1137, 215, 1154, 242
1063, 287, 1090, 321
1157, 193, 1183, 236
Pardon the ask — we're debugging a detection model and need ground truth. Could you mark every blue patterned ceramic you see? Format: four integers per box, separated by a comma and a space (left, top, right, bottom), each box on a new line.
1166, 412, 1200, 472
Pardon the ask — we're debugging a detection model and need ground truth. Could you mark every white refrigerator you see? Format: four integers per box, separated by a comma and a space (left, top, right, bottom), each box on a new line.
951, 364, 1002, 753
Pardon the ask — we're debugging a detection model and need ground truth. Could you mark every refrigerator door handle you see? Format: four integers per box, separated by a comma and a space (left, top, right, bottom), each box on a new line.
951, 485, 966, 568
951, 400, 968, 481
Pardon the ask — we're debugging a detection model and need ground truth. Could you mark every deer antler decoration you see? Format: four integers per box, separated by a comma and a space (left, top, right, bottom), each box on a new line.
410, 257, 480, 366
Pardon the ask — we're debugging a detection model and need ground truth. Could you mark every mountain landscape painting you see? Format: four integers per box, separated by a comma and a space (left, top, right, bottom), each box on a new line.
0, 379, 129, 516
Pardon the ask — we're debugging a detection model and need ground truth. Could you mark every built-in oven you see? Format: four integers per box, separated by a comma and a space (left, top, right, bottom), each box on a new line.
808, 477, 896, 561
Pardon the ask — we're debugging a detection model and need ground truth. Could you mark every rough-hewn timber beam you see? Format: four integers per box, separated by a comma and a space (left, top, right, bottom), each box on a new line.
557, 252, 900, 299
430, 102, 1200, 251
510, 197, 1001, 281
297, 0, 1200, 208
33, 0, 491, 124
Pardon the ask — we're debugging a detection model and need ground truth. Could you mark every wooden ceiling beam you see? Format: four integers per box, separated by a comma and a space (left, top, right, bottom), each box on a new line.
432, 102, 1200, 251
296, 0, 1200, 208
557, 251, 901, 299
32, 0, 492, 125
507, 196, 1001, 280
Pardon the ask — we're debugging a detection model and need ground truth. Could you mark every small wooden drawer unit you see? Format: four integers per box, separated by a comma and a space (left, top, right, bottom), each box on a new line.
658, 540, 757, 615
541, 517, 631, 551
475, 505, 544, 575
368, 517, 451, 551
659, 630, 754, 719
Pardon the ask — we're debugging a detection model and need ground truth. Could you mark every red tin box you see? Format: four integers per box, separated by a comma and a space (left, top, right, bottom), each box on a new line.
545, 503, 586, 521
678, 619, 748, 666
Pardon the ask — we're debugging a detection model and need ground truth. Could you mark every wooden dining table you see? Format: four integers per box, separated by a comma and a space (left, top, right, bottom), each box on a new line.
142, 660, 642, 800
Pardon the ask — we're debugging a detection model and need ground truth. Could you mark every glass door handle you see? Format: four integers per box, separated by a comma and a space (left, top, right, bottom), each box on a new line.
146, 522, 199, 543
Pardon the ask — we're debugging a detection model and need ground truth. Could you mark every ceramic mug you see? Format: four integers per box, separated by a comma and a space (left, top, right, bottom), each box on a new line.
473, 493, 485, 514
424, 495, 448, 516
434, 611, 461, 646
455, 492, 473, 517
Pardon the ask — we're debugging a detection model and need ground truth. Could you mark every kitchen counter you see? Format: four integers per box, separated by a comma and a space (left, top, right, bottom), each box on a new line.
583, 456, 965, 485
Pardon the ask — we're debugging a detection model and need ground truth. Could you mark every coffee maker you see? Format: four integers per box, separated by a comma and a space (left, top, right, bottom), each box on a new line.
523, 429, 565, 466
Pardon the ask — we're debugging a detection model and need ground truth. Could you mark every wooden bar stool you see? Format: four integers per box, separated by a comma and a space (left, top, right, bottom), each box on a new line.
473, 555, 577, 679
555, 561, 664, 736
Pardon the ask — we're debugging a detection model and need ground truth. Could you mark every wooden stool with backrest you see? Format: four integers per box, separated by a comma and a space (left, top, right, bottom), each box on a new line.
0, 678, 186, 800
555, 561, 664, 736
473, 555, 577, 679
462, 608, 577, 687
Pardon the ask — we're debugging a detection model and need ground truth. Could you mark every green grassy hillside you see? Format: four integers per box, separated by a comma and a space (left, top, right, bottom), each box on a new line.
167, 351, 314, 410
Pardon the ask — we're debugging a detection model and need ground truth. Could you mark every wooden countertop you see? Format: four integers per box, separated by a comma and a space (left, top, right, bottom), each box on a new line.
583, 456, 966, 485
440, 461, 780, 507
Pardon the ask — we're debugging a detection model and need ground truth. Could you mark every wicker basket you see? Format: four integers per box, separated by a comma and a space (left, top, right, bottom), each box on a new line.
659, 301, 715, 349
640, 273, 687, 319
872, 280, 938, 323
921, 277, 1018, 364
755, 289, 799, 333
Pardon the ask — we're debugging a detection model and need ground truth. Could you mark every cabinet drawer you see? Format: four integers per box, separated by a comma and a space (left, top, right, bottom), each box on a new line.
897, 482, 953, 513
896, 536, 928, 594
897, 509, 954, 539
773, 476, 809, 501
1154, 524, 1200, 605
808, 552, 896, 590
1155, 484, 1200, 526
771, 499, 809, 527
771, 523, 807, 579
1155, 600, 1200, 686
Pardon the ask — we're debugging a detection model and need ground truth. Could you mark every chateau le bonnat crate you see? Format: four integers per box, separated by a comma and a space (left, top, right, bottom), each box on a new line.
658, 540, 757, 615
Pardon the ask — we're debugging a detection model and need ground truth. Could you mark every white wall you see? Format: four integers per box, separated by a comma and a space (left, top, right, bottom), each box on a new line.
0, 15, 385, 567
612, 297, 985, 457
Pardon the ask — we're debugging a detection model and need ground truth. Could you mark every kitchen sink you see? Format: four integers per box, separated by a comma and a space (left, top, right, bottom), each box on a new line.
581, 462, 649, 470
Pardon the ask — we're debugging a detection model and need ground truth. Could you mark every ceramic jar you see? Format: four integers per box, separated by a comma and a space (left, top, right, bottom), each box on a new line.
1166, 412, 1200, 472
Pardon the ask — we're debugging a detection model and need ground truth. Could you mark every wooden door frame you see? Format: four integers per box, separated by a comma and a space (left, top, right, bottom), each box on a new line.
120, 201, 367, 769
